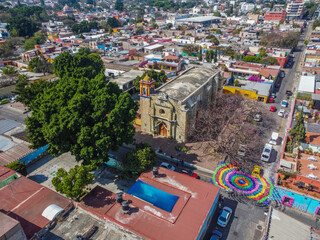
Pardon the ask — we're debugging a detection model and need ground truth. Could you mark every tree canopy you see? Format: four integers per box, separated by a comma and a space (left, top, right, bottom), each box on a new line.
107, 17, 120, 28
71, 21, 99, 34
121, 143, 156, 178
24, 52, 138, 168
6, 161, 27, 176
23, 31, 46, 50
52, 165, 94, 201
115, 0, 124, 11
182, 44, 199, 55
133, 70, 167, 90
5, 6, 48, 37
53, 49, 104, 79
260, 31, 300, 48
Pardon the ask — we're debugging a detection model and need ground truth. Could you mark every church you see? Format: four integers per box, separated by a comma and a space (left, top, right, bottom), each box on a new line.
139, 66, 222, 142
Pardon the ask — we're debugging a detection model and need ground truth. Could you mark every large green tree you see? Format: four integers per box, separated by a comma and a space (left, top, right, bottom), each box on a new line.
114, 0, 124, 11
53, 50, 104, 79
24, 71, 138, 167
133, 70, 167, 90
71, 21, 99, 34
107, 17, 120, 28
23, 31, 46, 50
6, 17, 39, 37
289, 109, 306, 145
52, 165, 94, 201
14, 79, 53, 107
121, 143, 156, 178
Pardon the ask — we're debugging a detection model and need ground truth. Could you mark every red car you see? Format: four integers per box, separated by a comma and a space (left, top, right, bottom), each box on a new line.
268, 98, 274, 103
181, 169, 200, 179
269, 106, 276, 112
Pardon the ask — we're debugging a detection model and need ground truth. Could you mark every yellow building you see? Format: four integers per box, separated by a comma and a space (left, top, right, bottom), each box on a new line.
223, 81, 271, 104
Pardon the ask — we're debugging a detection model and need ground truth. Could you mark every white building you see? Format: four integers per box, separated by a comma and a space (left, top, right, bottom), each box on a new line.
286, 0, 305, 19
240, 3, 255, 12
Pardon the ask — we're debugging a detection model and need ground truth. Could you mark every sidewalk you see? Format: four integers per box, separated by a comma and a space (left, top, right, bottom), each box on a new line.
134, 128, 221, 172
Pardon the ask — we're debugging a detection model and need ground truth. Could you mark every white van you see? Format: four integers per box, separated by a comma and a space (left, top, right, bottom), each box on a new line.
269, 132, 279, 145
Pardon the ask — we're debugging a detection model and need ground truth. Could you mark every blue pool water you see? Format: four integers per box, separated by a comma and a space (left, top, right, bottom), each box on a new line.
127, 180, 179, 212
272, 187, 320, 214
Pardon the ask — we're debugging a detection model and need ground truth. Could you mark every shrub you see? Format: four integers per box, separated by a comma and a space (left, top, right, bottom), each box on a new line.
6, 161, 27, 176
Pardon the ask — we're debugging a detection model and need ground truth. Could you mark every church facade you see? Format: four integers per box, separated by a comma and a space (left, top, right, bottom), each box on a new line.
139, 67, 222, 142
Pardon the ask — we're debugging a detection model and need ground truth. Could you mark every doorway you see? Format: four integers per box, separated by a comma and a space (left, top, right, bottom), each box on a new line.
158, 122, 167, 137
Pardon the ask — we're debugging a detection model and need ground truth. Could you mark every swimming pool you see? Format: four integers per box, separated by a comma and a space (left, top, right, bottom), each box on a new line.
127, 180, 179, 212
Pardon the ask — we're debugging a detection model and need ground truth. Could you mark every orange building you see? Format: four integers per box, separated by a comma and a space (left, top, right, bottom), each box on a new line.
264, 11, 287, 22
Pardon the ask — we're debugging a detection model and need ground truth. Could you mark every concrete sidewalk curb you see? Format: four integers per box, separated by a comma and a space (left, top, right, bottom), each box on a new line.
123, 143, 215, 176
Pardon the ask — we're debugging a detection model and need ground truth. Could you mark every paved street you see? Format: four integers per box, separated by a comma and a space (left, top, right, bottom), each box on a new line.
0, 104, 28, 123
204, 191, 267, 240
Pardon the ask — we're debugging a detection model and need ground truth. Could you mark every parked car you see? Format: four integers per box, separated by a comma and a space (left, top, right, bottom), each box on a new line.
254, 114, 262, 122
269, 106, 276, 112
0, 99, 9, 105
261, 144, 273, 162
269, 132, 279, 145
268, 98, 274, 103
270, 93, 276, 98
251, 165, 262, 177
279, 72, 285, 78
217, 207, 232, 227
286, 90, 293, 96
278, 109, 285, 117
210, 230, 223, 240
237, 144, 246, 157
160, 162, 176, 171
281, 100, 288, 107
181, 169, 200, 179
275, 83, 281, 88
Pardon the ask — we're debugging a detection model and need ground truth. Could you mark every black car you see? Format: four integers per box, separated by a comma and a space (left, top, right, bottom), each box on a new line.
286, 90, 293, 96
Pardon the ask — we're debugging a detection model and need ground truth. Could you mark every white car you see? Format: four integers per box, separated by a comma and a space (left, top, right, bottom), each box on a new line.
278, 109, 285, 117
281, 100, 288, 107
160, 162, 176, 171
217, 206, 232, 227
261, 144, 273, 162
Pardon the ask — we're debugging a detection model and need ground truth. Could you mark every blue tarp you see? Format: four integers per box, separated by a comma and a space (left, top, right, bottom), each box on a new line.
19, 145, 48, 165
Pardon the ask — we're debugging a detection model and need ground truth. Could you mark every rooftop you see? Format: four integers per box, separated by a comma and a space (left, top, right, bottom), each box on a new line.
47, 207, 142, 240
80, 167, 220, 240
268, 208, 313, 240
0, 166, 72, 239
298, 75, 315, 93
176, 16, 221, 23
157, 67, 220, 101
243, 81, 272, 97
109, 70, 144, 86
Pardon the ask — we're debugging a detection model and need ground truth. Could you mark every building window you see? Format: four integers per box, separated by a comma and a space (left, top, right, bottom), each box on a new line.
159, 109, 165, 114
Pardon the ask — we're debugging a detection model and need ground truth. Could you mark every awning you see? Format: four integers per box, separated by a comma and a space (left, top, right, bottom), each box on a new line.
42, 204, 64, 221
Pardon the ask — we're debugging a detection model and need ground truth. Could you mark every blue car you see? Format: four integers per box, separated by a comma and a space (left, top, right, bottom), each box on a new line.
210, 230, 223, 240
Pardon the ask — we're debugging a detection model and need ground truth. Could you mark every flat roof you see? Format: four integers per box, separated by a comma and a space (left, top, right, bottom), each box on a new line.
144, 44, 164, 50
176, 16, 221, 23
80, 167, 220, 240
157, 67, 220, 101
0, 166, 72, 239
243, 81, 272, 97
268, 208, 311, 240
109, 70, 144, 86
298, 75, 315, 93
48, 207, 143, 240
0, 212, 20, 237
